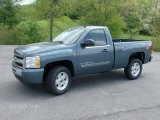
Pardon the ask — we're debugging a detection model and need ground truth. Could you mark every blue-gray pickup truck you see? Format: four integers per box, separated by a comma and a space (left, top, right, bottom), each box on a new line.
12, 26, 152, 95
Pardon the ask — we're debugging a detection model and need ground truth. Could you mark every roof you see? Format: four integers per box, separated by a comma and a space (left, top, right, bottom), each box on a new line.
67, 26, 108, 31
84, 26, 107, 29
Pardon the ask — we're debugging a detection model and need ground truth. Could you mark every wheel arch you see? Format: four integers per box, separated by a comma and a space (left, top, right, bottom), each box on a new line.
127, 52, 145, 65
43, 60, 75, 81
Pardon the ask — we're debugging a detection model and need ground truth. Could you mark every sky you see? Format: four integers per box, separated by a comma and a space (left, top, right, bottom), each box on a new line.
19, 0, 35, 5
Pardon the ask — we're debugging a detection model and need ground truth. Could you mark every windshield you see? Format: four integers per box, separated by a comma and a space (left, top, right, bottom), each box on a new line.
52, 28, 84, 45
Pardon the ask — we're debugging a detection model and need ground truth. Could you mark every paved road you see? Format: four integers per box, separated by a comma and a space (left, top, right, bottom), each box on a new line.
0, 45, 160, 120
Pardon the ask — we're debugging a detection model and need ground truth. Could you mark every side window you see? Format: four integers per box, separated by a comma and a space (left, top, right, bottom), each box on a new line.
84, 29, 107, 46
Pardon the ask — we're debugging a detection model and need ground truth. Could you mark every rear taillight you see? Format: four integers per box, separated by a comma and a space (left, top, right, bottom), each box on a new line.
150, 46, 153, 55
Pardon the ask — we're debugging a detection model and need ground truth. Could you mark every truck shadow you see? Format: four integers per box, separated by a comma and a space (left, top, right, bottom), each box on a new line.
71, 69, 126, 91
1, 69, 127, 103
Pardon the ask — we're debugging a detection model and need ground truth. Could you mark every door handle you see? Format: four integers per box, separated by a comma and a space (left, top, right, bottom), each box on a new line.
101, 49, 108, 52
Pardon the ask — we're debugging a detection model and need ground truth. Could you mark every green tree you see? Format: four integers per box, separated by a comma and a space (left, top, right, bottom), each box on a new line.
78, 0, 125, 38
34, 0, 50, 19
120, 0, 141, 37
0, 0, 21, 27
34, 0, 61, 41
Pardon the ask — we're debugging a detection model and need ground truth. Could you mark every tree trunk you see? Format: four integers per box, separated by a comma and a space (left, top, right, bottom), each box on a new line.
49, 0, 54, 41
50, 11, 54, 41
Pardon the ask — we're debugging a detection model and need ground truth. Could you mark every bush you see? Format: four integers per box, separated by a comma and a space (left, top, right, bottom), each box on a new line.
0, 21, 48, 45
11, 21, 48, 45
0, 25, 11, 44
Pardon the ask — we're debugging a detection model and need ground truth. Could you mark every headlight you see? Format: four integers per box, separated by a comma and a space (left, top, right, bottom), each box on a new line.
25, 56, 40, 68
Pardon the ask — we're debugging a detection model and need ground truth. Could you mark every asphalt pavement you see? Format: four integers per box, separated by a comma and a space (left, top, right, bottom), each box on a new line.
0, 45, 160, 120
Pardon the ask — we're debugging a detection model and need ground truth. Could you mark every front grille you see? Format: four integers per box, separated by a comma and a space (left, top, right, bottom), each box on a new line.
15, 62, 23, 68
15, 55, 23, 60
14, 55, 24, 68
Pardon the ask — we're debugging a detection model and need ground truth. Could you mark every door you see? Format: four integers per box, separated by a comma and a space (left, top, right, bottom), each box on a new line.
77, 29, 112, 75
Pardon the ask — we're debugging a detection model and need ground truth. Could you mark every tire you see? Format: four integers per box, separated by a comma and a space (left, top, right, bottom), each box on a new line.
124, 59, 142, 80
44, 66, 72, 95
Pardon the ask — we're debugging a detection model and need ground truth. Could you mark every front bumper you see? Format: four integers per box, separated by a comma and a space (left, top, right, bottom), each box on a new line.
12, 62, 44, 84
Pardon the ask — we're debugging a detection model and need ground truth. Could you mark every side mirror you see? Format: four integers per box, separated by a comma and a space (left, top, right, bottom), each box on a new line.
81, 39, 95, 48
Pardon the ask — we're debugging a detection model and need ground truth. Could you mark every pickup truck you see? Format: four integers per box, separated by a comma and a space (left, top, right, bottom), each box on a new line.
12, 26, 152, 95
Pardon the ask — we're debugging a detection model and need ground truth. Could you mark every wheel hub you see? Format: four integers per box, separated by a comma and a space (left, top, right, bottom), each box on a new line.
55, 72, 69, 91
131, 62, 140, 77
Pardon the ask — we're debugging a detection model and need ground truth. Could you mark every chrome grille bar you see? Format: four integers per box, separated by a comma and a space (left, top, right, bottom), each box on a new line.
13, 55, 24, 69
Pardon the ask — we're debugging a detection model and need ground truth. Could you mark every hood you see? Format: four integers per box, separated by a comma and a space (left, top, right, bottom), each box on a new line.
14, 42, 67, 57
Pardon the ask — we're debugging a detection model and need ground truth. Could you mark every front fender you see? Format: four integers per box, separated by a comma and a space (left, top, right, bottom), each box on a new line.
39, 49, 78, 76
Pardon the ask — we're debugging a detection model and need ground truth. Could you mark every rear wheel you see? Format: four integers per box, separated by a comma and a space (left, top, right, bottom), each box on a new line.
44, 66, 72, 95
124, 59, 142, 80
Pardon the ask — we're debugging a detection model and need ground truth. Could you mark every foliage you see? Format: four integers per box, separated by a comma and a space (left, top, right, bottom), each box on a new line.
151, 11, 160, 52
16, 4, 37, 21
0, 21, 48, 45
120, 0, 141, 35
53, 16, 79, 37
67, 0, 126, 38
0, 16, 79, 45
0, 24, 12, 44
12, 21, 48, 44
0, 0, 21, 27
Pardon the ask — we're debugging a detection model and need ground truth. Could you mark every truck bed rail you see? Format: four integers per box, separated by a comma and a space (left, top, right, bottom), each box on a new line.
113, 39, 149, 43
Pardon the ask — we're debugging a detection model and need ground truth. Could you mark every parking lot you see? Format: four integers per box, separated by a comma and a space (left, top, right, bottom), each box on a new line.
0, 45, 160, 120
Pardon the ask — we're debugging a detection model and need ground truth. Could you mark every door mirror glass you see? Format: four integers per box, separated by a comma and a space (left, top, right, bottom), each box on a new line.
81, 39, 95, 47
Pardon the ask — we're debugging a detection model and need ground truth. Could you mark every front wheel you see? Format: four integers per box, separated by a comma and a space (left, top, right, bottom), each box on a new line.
124, 59, 142, 80
44, 66, 72, 95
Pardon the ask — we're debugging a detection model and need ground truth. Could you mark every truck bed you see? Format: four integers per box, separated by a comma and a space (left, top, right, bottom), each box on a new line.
112, 39, 152, 69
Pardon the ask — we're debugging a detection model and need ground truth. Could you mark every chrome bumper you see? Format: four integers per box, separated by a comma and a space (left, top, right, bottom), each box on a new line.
12, 62, 22, 76
12, 65, 22, 76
